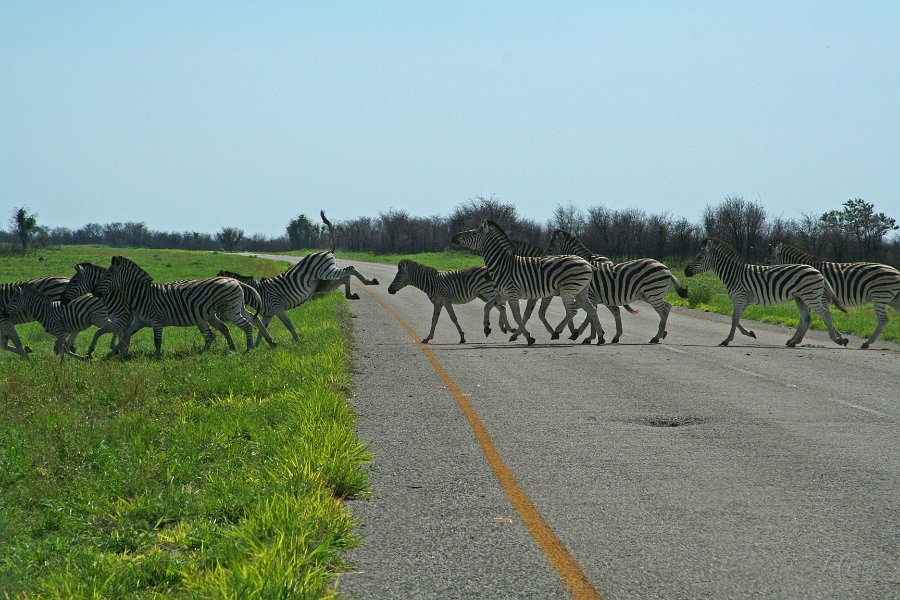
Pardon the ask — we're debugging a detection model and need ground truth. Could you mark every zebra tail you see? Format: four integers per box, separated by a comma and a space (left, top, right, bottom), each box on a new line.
671, 274, 689, 298
624, 304, 640, 314
320, 210, 336, 253
823, 279, 849, 315
237, 281, 264, 316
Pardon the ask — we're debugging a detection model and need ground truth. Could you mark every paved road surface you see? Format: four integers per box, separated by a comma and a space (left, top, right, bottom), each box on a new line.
255, 254, 900, 599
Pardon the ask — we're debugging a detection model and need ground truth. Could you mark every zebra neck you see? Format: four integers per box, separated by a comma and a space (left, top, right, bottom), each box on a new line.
711, 252, 747, 288
480, 236, 515, 272
407, 263, 438, 296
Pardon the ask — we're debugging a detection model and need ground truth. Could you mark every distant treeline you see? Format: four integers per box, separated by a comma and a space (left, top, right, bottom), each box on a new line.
4, 195, 898, 266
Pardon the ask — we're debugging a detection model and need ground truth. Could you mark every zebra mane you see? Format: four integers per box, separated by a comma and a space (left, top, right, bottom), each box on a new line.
398, 259, 437, 275
18, 283, 48, 301
75, 261, 104, 270
110, 255, 153, 283
482, 220, 515, 251
551, 229, 591, 255
779, 243, 819, 262
218, 269, 257, 284
702, 237, 745, 262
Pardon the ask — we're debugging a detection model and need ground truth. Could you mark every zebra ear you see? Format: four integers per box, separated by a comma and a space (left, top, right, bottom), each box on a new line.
75, 264, 84, 274
111, 256, 122, 266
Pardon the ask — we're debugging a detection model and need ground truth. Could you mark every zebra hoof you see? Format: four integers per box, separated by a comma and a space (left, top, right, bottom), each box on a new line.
421, 338, 430, 344
24, 346, 33, 354
526, 337, 536, 346
550, 331, 561, 340
581, 338, 592, 345
371, 278, 379, 285
719, 340, 730, 347
649, 338, 659, 344
611, 337, 620, 344
748, 331, 757, 339
841, 338, 849, 347
484, 327, 492, 337
458, 337, 466, 344
786, 340, 797, 348
348, 293, 360, 300
597, 336, 605, 345
860, 341, 870, 349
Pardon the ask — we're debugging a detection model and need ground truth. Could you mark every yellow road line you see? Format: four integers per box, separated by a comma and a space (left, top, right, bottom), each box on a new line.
363, 288, 604, 600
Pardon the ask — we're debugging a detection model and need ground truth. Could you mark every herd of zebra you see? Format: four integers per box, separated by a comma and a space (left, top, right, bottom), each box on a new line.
2, 215, 899, 360
390, 219, 900, 349
0, 213, 379, 360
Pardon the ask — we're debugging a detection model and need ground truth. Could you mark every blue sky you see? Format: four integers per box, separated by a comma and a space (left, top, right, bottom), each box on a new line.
1, 2, 898, 236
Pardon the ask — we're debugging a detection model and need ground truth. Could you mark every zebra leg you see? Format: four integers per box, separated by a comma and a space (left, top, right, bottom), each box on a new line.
67, 332, 78, 353
152, 326, 165, 358
495, 302, 511, 333
721, 304, 746, 346
341, 276, 360, 300
572, 291, 604, 345
348, 267, 379, 287
242, 308, 277, 348
423, 302, 443, 344
648, 300, 672, 344
507, 295, 535, 345
254, 314, 275, 348
1, 321, 29, 357
737, 322, 757, 339
811, 299, 848, 347
483, 295, 501, 337
197, 321, 218, 351
537, 297, 558, 336
861, 302, 889, 349
272, 308, 299, 344
521, 298, 539, 323
608, 305, 624, 344
444, 303, 466, 344
786, 298, 812, 347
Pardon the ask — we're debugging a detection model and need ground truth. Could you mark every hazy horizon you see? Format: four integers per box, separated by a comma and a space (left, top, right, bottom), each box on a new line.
3, 2, 898, 237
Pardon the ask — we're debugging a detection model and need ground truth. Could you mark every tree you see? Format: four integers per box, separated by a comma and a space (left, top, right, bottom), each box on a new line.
216, 227, 244, 251
703, 196, 768, 261
286, 214, 318, 250
10, 207, 38, 252
820, 198, 898, 260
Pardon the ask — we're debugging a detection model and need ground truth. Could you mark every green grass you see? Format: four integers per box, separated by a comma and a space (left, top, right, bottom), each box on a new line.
279, 248, 899, 344
0, 246, 369, 597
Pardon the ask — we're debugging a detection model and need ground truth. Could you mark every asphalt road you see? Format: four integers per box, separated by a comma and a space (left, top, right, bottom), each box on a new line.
254, 254, 900, 599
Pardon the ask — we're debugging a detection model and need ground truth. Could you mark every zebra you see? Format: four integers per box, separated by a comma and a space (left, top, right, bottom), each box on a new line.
215, 212, 379, 347
386, 260, 513, 343
1, 276, 70, 356
765, 242, 900, 349
63, 262, 224, 357
685, 237, 849, 347
451, 219, 599, 346
1, 284, 113, 361
546, 229, 688, 344
95, 256, 276, 357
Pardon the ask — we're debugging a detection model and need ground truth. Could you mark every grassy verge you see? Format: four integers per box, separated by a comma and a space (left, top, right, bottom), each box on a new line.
1, 246, 369, 597
279, 247, 898, 344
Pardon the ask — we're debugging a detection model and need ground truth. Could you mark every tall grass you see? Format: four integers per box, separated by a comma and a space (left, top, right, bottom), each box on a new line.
0, 246, 369, 597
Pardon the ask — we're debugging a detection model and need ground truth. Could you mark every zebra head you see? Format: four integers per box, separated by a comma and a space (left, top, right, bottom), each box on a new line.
62, 263, 104, 304
2, 285, 44, 319
684, 239, 714, 277
546, 229, 582, 256
763, 243, 785, 266
388, 260, 412, 295
96, 256, 151, 300
451, 219, 510, 254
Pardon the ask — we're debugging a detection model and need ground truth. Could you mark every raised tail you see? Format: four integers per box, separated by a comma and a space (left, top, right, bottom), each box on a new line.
320, 210, 336, 253
823, 279, 849, 315
670, 273, 689, 298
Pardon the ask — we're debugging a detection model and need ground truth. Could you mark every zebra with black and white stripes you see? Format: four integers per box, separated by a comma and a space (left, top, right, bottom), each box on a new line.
546, 229, 688, 344
386, 260, 512, 343
216, 256, 379, 347
451, 219, 599, 345
685, 237, 848, 347
765, 242, 900, 349
1, 276, 70, 356
1, 284, 113, 361
95, 256, 275, 357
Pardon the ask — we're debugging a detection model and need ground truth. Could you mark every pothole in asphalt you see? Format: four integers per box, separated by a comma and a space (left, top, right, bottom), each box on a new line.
641, 416, 704, 428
